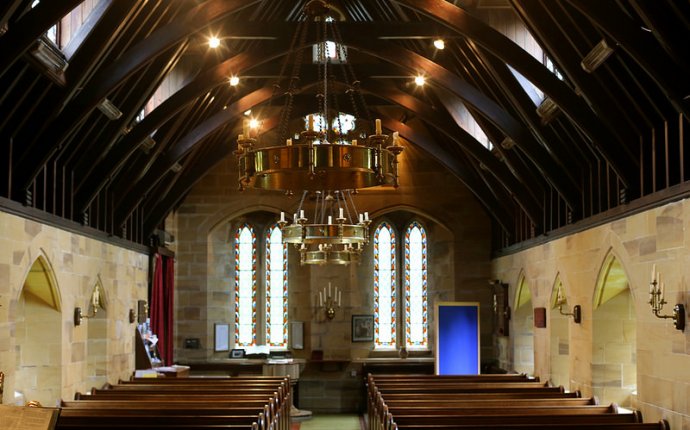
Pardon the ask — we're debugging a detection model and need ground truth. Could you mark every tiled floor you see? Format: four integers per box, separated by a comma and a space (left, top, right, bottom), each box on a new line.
292, 414, 363, 430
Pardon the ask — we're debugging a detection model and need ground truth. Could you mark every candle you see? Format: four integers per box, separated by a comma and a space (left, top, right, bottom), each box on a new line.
328, 215, 332, 224
651, 264, 656, 283
375, 118, 382, 135
392, 131, 399, 144
364, 211, 369, 221
243, 119, 249, 136
660, 282, 664, 298
352, 139, 357, 146
359, 213, 363, 223
308, 115, 314, 131
286, 138, 292, 146
293, 213, 297, 222
238, 134, 244, 141
329, 282, 332, 298
338, 290, 341, 306
319, 291, 323, 307
300, 209, 305, 219
339, 207, 344, 218
280, 212, 285, 222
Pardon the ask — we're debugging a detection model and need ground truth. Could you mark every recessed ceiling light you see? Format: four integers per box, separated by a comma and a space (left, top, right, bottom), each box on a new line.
433, 39, 445, 50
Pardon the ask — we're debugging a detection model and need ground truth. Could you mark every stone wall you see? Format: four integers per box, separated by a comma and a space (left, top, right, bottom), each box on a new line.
492, 199, 690, 428
169, 146, 494, 411
0, 210, 148, 405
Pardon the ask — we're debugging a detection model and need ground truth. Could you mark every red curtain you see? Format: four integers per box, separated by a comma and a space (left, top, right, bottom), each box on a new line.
150, 253, 174, 366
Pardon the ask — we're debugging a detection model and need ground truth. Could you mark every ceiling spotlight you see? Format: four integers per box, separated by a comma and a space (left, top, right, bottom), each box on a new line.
229, 76, 240, 86
414, 75, 426, 86
244, 109, 252, 116
208, 36, 221, 48
433, 39, 445, 50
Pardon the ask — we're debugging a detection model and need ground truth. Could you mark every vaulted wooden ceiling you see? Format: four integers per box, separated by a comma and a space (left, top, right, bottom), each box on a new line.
0, 0, 688, 251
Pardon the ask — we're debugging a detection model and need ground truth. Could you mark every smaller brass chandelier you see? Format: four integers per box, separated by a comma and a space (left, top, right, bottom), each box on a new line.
278, 190, 371, 265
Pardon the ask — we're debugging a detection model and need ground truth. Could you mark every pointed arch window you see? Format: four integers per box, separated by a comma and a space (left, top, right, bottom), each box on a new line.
374, 222, 396, 348
234, 224, 257, 347
405, 221, 428, 348
265, 224, 288, 348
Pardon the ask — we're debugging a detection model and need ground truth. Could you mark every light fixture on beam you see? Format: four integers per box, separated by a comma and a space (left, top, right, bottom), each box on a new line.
140, 136, 156, 153
581, 39, 614, 73
31, 35, 68, 73
536, 96, 560, 125
97, 98, 123, 120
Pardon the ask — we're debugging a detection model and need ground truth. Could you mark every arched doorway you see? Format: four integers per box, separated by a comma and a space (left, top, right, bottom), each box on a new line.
15, 256, 62, 406
549, 275, 570, 388
86, 277, 108, 389
592, 253, 636, 407
513, 272, 534, 374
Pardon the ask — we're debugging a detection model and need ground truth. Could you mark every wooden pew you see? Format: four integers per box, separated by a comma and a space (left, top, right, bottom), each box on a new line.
392, 421, 670, 430
61, 376, 290, 430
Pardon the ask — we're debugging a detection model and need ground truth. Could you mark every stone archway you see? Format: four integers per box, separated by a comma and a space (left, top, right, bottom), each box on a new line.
592, 252, 636, 407
549, 275, 570, 388
15, 255, 62, 406
512, 272, 534, 375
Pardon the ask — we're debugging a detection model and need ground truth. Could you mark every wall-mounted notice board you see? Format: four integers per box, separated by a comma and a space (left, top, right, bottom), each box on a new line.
435, 302, 480, 375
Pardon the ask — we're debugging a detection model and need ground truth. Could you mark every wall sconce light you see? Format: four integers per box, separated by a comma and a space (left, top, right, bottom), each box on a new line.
556, 288, 581, 324
318, 282, 341, 319
129, 309, 137, 323
74, 288, 101, 326
649, 265, 685, 331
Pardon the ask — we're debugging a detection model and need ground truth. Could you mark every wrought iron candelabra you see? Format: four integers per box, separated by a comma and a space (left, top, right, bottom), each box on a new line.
649, 265, 685, 331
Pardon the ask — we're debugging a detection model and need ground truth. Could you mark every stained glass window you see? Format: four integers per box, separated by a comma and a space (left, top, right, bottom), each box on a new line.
374, 222, 396, 348
405, 221, 428, 348
234, 224, 257, 347
265, 224, 288, 348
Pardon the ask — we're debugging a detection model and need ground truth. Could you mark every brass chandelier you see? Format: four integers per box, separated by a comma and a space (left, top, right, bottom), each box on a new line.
235, 0, 403, 264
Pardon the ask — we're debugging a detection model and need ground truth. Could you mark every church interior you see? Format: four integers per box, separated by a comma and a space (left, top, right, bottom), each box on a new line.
1, 0, 689, 428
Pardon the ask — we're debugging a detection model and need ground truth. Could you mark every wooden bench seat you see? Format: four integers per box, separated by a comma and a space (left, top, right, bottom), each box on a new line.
392, 422, 670, 430
380, 397, 597, 407
386, 404, 620, 416
388, 412, 641, 426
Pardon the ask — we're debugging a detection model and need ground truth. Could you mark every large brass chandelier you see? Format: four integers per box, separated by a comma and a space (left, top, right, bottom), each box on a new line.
235, 0, 403, 264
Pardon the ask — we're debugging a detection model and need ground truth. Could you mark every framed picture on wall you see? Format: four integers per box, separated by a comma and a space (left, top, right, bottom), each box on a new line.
214, 323, 229, 352
352, 314, 374, 342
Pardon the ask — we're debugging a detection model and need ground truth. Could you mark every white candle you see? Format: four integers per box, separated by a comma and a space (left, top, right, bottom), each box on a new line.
375, 119, 382, 135
238, 134, 244, 141
364, 211, 369, 221
651, 264, 656, 283
280, 212, 285, 222
359, 213, 363, 223
392, 131, 399, 144
328, 215, 332, 224
300, 209, 305, 219
339, 208, 344, 218
660, 282, 664, 298
329, 282, 332, 298
338, 290, 341, 306
319, 291, 323, 306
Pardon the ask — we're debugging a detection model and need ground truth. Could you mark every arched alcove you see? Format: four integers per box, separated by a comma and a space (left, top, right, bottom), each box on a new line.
86, 277, 108, 389
549, 275, 570, 388
512, 272, 534, 374
592, 252, 636, 407
15, 255, 62, 406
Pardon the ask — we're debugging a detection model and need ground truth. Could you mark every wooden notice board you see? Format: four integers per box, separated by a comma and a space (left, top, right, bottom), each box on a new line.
435, 302, 480, 375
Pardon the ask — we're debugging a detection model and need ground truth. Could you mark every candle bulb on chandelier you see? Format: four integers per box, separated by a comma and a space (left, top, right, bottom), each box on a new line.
280, 212, 285, 223
338, 207, 344, 218
651, 264, 656, 283
286, 138, 292, 146
392, 131, 399, 145
338, 289, 341, 306
352, 139, 357, 146
328, 215, 332, 225
308, 115, 314, 131
300, 209, 305, 219
364, 212, 369, 221
375, 119, 382, 135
